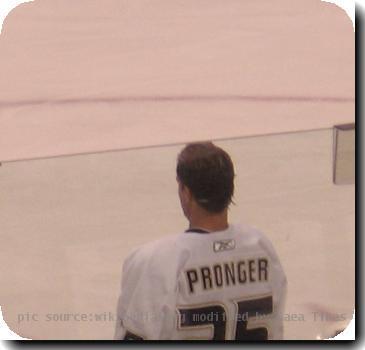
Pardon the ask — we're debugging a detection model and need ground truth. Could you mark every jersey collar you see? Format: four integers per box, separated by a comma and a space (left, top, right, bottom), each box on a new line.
185, 228, 211, 234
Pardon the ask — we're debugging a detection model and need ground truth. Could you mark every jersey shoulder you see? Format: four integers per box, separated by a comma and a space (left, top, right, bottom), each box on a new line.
237, 224, 280, 258
236, 224, 287, 282
123, 233, 190, 278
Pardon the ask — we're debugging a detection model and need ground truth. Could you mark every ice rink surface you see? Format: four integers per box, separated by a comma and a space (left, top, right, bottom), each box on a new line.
0, 0, 355, 340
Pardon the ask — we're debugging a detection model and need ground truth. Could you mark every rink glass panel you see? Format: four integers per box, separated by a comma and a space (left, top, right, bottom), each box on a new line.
0, 129, 355, 340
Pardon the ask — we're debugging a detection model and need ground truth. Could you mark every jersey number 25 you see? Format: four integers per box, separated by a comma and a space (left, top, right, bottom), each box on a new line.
177, 295, 273, 340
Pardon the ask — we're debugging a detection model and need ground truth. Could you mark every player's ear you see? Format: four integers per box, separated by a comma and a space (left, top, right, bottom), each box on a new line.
179, 182, 192, 201
184, 186, 195, 204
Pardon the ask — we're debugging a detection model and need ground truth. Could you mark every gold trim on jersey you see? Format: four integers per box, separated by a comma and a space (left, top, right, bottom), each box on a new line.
123, 326, 145, 340
176, 301, 228, 340
231, 292, 274, 340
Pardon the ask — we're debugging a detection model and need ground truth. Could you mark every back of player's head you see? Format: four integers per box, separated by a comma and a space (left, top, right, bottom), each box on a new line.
176, 142, 235, 213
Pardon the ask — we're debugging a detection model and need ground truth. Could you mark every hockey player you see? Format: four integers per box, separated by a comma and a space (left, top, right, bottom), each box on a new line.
115, 142, 287, 340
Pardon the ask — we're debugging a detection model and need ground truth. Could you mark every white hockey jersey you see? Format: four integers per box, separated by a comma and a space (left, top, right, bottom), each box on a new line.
114, 224, 287, 340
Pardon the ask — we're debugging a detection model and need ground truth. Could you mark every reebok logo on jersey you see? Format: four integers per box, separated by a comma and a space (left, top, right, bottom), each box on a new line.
213, 239, 235, 252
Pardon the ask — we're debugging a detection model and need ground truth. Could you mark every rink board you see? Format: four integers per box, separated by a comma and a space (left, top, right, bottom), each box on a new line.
0, 129, 355, 339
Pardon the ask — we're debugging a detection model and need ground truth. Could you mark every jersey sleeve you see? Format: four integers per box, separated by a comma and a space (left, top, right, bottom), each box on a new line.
114, 244, 179, 340
257, 233, 288, 339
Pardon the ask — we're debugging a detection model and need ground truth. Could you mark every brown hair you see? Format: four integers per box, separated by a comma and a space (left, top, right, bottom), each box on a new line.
176, 142, 235, 213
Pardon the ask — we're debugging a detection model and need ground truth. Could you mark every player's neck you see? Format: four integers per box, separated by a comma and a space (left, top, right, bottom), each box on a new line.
189, 209, 229, 233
